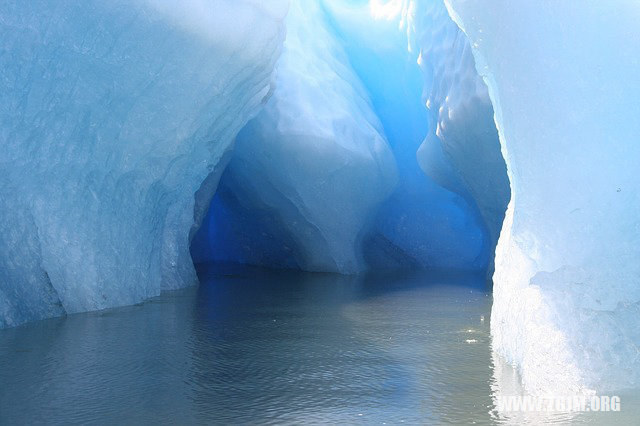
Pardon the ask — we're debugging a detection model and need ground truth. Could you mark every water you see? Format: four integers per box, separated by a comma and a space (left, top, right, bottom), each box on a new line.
0, 264, 637, 425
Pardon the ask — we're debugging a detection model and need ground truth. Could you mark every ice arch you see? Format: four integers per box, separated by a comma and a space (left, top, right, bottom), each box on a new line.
0, 0, 509, 339
0, 0, 635, 400
192, 0, 508, 274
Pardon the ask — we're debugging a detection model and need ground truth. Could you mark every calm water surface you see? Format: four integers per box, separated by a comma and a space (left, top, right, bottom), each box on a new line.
0, 265, 637, 425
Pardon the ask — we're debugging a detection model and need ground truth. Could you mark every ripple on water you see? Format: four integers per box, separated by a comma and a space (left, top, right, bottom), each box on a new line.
0, 266, 637, 425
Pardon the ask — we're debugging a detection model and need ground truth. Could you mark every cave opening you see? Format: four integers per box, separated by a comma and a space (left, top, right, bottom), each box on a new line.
189, 0, 509, 282
4, 1, 640, 420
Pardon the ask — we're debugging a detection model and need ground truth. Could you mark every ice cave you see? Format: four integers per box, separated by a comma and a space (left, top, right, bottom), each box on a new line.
1, 0, 639, 423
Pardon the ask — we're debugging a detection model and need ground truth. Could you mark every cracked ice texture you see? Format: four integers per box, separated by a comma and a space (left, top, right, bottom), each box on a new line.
0, 0, 287, 327
191, 0, 397, 273
447, 0, 640, 392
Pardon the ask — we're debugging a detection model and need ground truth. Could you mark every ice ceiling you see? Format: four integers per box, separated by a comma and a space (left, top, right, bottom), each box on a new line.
1, 0, 638, 396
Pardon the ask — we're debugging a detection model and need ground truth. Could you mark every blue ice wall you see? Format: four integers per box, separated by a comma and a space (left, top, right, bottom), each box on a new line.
322, 1, 490, 271
0, 0, 508, 327
409, 0, 509, 274
191, 0, 397, 273
192, 0, 494, 273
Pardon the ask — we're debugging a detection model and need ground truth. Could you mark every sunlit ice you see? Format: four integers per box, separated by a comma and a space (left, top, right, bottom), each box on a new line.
0, 0, 639, 424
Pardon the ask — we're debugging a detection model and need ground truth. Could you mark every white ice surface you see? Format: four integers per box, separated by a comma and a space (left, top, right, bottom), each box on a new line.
0, 0, 287, 327
447, 0, 640, 393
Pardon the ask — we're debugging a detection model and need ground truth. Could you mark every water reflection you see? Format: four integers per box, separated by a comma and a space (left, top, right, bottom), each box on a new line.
0, 265, 636, 424
489, 351, 640, 425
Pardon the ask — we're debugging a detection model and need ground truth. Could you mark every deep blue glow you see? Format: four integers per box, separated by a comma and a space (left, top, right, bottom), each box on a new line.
191, 3, 490, 273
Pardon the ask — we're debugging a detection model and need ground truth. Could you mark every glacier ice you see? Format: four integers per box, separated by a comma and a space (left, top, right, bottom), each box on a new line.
446, 0, 640, 392
408, 0, 509, 272
4, 0, 634, 401
0, 0, 287, 327
1, 0, 502, 327
191, 0, 397, 273
321, 0, 503, 272
193, 0, 495, 273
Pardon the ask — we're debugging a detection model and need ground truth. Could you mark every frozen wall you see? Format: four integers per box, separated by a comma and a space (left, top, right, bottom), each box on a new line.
409, 0, 509, 271
0, 0, 287, 327
446, 0, 640, 393
192, 0, 507, 273
196, 0, 493, 273
320, 0, 504, 272
191, 0, 397, 273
